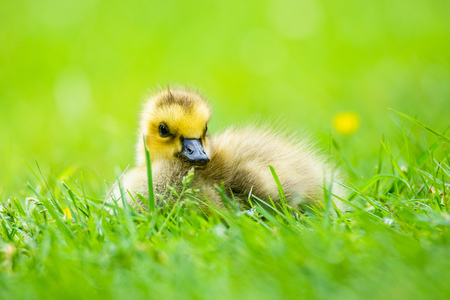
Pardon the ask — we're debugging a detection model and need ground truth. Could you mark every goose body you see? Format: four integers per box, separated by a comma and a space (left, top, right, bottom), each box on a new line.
110, 87, 345, 210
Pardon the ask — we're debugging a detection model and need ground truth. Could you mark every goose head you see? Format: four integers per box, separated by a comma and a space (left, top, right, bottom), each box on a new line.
136, 88, 212, 167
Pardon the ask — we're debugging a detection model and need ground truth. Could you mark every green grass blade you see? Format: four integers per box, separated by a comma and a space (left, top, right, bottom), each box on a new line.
269, 165, 294, 221
143, 136, 155, 214
390, 109, 450, 142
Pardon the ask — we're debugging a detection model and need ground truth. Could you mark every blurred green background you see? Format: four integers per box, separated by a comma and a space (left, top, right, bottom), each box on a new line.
1, 0, 449, 198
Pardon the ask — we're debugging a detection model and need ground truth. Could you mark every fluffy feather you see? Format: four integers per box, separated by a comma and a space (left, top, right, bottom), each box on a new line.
109, 87, 346, 210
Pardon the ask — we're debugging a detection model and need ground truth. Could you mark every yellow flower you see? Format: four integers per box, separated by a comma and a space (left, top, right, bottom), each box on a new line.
333, 111, 360, 136
63, 207, 72, 218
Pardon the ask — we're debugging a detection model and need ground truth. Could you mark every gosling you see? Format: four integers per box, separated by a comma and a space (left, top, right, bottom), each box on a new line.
110, 87, 346, 211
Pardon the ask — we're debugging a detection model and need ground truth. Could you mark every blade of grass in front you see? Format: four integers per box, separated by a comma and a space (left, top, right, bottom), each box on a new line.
323, 173, 333, 229
40, 198, 75, 242
390, 109, 450, 143
9, 198, 26, 217
442, 174, 449, 212
400, 118, 412, 166
216, 184, 238, 213
331, 136, 364, 180
117, 178, 137, 239
381, 140, 409, 184
144, 136, 155, 213
63, 182, 89, 218
35, 161, 64, 214
374, 141, 384, 195
269, 165, 294, 221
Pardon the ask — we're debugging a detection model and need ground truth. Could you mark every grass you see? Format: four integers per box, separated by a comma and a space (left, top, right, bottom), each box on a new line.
1, 113, 449, 300
1, 1, 449, 299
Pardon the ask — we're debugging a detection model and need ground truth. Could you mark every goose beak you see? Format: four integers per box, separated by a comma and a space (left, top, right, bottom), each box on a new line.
179, 138, 210, 166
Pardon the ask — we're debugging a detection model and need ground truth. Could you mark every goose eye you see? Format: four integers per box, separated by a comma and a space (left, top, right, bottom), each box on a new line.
159, 124, 170, 137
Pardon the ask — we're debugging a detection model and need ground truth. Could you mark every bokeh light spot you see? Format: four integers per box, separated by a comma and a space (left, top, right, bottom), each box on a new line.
54, 67, 92, 123
267, 0, 323, 40
333, 111, 360, 136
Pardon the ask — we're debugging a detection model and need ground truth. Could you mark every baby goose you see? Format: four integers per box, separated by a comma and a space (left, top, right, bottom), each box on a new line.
110, 87, 345, 210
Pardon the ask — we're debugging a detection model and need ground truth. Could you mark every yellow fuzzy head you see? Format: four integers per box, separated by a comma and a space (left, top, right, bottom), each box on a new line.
136, 88, 212, 166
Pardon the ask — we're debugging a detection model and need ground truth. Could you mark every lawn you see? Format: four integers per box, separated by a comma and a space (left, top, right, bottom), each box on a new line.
1, 1, 449, 299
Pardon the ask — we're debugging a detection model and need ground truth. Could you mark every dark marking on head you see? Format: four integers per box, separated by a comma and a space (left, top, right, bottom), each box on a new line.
167, 88, 175, 103
156, 89, 195, 112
